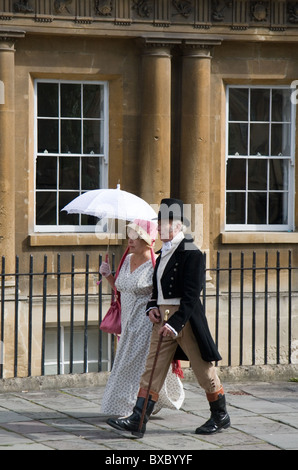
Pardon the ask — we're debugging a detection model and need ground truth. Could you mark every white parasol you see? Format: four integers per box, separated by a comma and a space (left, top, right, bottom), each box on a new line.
62, 184, 157, 222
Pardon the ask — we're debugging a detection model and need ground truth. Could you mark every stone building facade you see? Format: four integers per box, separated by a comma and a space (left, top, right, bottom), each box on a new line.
0, 0, 298, 375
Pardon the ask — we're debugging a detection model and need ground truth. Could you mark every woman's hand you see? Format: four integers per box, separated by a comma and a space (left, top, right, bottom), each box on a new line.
99, 262, 111, 277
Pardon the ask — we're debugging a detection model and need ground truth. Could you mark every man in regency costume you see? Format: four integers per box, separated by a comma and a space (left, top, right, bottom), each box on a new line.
107, 198, 230, 438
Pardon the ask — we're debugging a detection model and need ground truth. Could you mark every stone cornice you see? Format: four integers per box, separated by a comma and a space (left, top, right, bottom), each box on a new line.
0, 1, 298, 36
0, 29, 26, 40
0, 29, 26, 49
136, 36, 222, 56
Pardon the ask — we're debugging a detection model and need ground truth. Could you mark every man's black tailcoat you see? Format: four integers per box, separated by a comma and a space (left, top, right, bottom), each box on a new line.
147, 238, 222, 363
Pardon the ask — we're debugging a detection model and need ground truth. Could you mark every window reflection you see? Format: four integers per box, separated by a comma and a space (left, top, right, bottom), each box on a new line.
248, 193, 267, 224
61, 84, 81, 118
271, 123, 291, 156
250, 89, 270, 121
250, 124, 269, 155
270, 159, 288, 191
226, 193, 245, 224
269, 193, 288, 224
38, 119, 59, 153
38, 83, 58, 117
248, 159, 267, 190
228, 123, 248, 155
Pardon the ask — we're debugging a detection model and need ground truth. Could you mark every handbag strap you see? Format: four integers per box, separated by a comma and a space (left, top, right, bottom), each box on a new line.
114, 246, 130, 281
112, 246, 130, 299
112, 242, 155, 298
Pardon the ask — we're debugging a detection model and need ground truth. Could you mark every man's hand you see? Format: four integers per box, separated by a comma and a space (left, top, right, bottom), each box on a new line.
148, 308, 161, 324
159, 324, 176, 338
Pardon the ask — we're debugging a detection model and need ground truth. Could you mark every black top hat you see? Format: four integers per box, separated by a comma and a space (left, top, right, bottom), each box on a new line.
155, 198, 190, 226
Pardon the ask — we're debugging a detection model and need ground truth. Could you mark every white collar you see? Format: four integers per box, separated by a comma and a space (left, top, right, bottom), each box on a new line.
161, 232, 184, 256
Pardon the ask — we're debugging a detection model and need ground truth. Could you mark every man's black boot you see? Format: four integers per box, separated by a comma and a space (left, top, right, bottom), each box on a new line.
107, 396, 156, 438
195, 394, 230, 435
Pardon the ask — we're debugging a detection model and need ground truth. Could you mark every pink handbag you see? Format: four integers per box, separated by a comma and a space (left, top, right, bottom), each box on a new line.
100, 290, 121, 335
100, 247, 129, 335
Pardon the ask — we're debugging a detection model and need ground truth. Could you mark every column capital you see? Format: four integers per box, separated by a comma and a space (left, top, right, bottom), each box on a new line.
0, 29, 25, 50
181, 39, 222, 58
136, 36, 181, 57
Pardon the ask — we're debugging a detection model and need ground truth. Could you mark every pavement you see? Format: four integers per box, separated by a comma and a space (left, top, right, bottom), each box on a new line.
0, 380, 297, 452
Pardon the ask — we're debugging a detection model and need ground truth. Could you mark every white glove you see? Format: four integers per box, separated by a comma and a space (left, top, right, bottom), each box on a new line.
99, 261, 112, 277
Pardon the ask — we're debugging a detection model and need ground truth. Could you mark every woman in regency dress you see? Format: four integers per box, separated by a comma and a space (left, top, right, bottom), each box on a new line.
99, 219, 184, 416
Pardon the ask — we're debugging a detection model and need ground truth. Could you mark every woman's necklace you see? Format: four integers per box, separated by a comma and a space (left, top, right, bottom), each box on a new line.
130, 253, 150, 273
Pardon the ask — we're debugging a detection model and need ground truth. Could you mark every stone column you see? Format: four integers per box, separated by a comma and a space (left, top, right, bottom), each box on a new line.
138, 39, 178, 207
0, 31, 24, 271
180, 40, 221, 254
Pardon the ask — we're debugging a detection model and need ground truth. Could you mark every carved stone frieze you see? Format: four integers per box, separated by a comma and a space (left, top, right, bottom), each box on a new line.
13, 1, 34, 13
95, 0, 113, 16
288, 1, 298, 22
54, 0, 72, 15
211, 0, 232, 22
250, 1, 269, 22
0, 1, 297, 32
172, 0, 192, 18
132, 0, 152, 18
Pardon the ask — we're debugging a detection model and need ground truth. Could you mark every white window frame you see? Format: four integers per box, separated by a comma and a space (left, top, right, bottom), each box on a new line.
34, 79, 109, 233
225, 85, 296, 232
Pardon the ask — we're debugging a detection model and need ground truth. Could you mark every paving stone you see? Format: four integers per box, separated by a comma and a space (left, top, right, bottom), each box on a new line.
0, 380, 296, 450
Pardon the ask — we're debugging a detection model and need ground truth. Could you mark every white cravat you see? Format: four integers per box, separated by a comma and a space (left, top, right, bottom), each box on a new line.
161, 241, 172, 254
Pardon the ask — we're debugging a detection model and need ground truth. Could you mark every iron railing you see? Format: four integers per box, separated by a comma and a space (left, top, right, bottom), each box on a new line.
0, 250, 297, 379
203, 250, 297, 367
0, 253, 117, 379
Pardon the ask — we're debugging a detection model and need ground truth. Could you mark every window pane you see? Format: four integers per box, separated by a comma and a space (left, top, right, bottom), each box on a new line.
38, 119, 58, 153
38, 83, 58, 117
83, 85, 103, 118
36, 156, 57, 189
71, 330, 84, 362
83, 121, 102, 154
227, 159, 246, 190
248, 193, 267, 224
88, 329, 99, 362
228, 123, 248, 155
250, 123, 269, 155
36, 192, 57, 225
250, 89, 270, 121
59, 157, 79, 189
82, 157, 100, 190
61, 84, 81, 118
248, 159, 267, 190
81, 214, 98, 225
226, 192, 245, 224
53, 329, 84, 374
61, 120, 81, 153
269, 193, 288, 224
272, 89, 291, 122
44, 330, 58, 375
271, 123, 291, 156
270, 159, 288, 191
229, 88, 248, 121
59, 192, 80, 225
